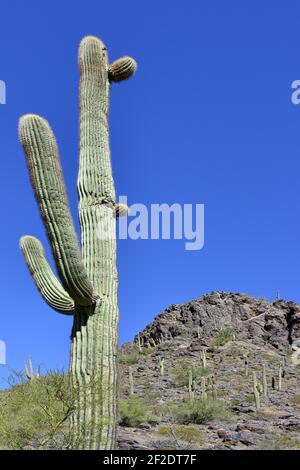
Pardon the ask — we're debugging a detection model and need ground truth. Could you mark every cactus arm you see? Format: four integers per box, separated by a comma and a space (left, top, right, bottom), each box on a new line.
19, 115, 94, 306
20, 236, 74, 314
108, 56, 137, 82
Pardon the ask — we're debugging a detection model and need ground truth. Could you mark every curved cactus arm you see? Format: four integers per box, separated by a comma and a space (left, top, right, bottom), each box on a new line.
108, 56, 137, 82
20, 236, 74, 314
19, 115, 94, 306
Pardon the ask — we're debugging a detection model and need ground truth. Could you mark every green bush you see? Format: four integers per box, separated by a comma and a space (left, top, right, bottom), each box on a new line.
157, 425, 206, 446
212, 327, 235, 347
171, 398, 232, 425
119, 395, 155, 427
119, 352, 140, 364
0, 371, 73, 450
119, 346, 155, 365
171, 364, 211, 387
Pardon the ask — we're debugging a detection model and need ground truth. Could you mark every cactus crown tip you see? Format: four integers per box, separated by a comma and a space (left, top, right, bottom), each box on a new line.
19, 114, 50, 141
78, 35, 107, 64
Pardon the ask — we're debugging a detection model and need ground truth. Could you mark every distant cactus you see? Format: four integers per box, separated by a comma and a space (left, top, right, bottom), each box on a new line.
137, 334, 142, 354
207, 375, 218, 400
252, 372, 260, 409
200, 348, 207, 369
278, 363, 283, 391
244, 355, 249, 377
159, 357, 165, 376
129, 366, 134, 395
201, 377, 207, 401
262, 363, 268, 397
19, 35, 137, 449
272, 376, 275, 389
24, 358, 40, 381
188, 369, 194, 401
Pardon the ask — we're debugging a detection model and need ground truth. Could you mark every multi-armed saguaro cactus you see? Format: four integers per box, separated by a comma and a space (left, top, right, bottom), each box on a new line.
19, 36, 137, 450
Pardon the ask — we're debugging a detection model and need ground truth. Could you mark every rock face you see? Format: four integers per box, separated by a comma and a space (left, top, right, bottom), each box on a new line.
118, 292, 300, 450
135, 292, 300, 353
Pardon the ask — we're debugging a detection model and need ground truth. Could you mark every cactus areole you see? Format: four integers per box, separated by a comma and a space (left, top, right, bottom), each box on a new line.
19, 36, 137, 450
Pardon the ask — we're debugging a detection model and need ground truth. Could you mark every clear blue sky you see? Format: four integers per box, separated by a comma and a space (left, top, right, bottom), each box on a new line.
0, 0, 300, 386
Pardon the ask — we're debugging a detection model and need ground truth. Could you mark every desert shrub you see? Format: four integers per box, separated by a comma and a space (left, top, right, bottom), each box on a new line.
171, 398, 232, 425
140, 346, 156, 355
212, 327, 235, 347
292, 394, 300, 409
119, 352, 140, 364
0, 371, 73, 450
261, 432, 300, 450
119, 345, 156, 365
171, 364, 211, 388
157, 425, 206, 446
118, 395, 156, 427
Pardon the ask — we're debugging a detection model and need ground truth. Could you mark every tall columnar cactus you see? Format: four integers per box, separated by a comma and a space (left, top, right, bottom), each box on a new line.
262, 363, 268, 397
19, 36, 137, 450
200, 348, 207, 369
252, 372, 260, 409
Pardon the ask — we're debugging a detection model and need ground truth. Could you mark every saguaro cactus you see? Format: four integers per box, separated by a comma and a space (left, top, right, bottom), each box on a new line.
19, 36, 137, 449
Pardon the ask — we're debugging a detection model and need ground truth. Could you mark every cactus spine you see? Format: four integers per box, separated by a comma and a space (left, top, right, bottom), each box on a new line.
19, 36, 137, 449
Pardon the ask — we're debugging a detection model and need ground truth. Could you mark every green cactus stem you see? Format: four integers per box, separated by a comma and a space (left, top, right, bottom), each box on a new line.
159, 357, 165, 376
200, 348, 207, 369
20, 236, 74, 314
253, 372, 260, 409
188, 369, 194, 401
243, 355, 249, 377
24, 358, 40, 381
19, 35, 137, 450
137, 333, 142, 353
108, 56, 137, 82
262, 363, 268, 397
272, 376, 275, 389
129, 366, 134, 395
201, 377, 207, 401
278, 363, 283, 391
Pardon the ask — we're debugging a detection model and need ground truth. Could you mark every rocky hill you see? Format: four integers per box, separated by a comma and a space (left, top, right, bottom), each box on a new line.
1, 291, 300, 450
117, 292, 300, 450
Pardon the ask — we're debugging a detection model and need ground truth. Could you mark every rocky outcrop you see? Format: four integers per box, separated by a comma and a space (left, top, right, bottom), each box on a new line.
116, 292, 300, 450
134, 292, 300, 353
